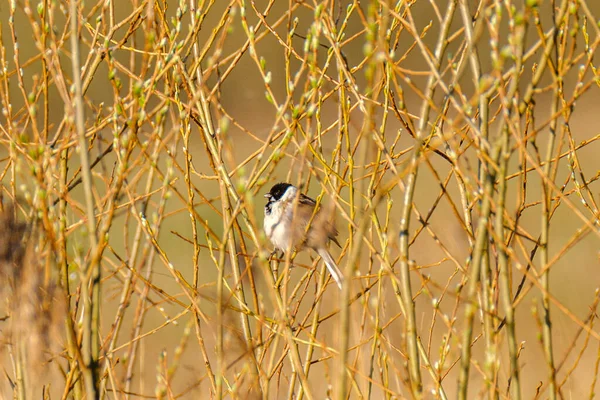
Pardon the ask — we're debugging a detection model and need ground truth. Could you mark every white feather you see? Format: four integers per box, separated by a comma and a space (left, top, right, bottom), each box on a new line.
316, 247, 344, 289
264, 186, 297, 251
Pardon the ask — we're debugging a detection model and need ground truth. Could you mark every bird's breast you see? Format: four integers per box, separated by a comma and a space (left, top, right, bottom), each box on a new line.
264, 207, 292, 251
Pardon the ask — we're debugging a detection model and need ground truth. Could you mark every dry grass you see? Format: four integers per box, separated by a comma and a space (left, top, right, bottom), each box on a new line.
0, 0, 598, 398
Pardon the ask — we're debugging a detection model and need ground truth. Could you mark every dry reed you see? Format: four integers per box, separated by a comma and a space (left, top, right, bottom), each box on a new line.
0, 0, 598, 399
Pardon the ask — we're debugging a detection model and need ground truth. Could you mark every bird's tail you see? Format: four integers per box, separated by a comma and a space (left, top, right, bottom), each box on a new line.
317, 248, 344, 289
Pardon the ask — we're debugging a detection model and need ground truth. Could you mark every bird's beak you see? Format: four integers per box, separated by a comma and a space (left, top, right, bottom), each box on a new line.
264, 194, 271, 199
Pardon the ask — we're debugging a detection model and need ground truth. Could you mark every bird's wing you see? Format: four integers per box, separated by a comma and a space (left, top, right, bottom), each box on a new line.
298, 193, 317, 206
290, 192, 342, 249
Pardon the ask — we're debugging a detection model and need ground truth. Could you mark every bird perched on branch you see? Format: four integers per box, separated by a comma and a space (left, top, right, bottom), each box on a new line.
263, 182, 343, 289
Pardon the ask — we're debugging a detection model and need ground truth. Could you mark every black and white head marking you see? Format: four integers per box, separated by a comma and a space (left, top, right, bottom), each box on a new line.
264, 182, 293, 215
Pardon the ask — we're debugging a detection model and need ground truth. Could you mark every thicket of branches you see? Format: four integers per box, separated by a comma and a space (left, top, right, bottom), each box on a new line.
0, 0, 598, 398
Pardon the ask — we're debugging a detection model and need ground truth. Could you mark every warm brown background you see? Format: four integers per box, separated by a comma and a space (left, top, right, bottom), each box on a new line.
0, 0, 598, 398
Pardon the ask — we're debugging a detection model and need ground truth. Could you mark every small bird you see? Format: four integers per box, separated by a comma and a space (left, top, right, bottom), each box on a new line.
263, 182, 344, 289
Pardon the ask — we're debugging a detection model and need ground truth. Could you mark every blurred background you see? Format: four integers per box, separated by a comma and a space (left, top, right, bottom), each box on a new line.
0, 0, 598, 398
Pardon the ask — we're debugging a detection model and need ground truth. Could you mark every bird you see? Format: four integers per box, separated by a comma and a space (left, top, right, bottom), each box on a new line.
263, 182, 344, 289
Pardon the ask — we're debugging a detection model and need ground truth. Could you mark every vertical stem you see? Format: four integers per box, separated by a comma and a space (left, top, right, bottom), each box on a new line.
496, 126, 521, 400
70, 0, 99, 397
59, 147, 83, 398
15, 342, 26, 400
398, 1, 458, 395
457, 142, 501, 400
541, 51, 559, 400
539, 1, 566, 397
336, 24, 353, 400
457, 1, 497, 396
296, 266, 327, 400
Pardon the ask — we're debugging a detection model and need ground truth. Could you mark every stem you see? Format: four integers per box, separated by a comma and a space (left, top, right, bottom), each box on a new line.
398, 1, 458, 395
70, 0, 99, 397
457, 142, 501, 400
496, 126, 521, 400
